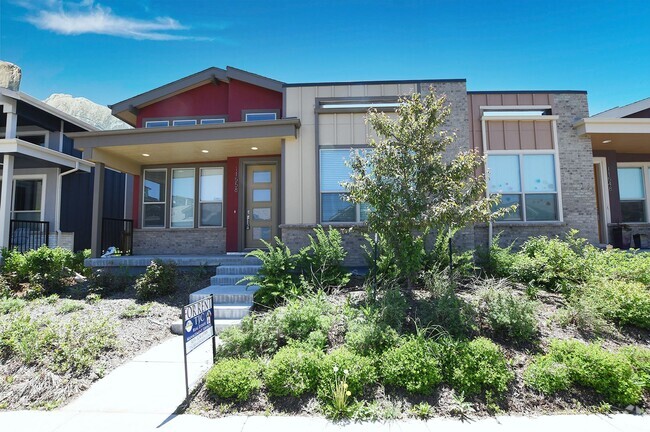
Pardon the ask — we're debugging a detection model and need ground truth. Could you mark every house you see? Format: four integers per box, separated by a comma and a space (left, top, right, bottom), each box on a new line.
0, 76, 129, 252
70, 67, 600, 264
575, 97, 650, 248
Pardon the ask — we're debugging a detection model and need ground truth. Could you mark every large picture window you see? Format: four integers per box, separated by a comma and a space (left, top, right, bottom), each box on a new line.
143, 169, 166, 227
487, 153, 560, 222
171, 168, 195, 228
199, 168, 224, 227
320, 149, 368, 223
618, 167, 646, 223
12, 179, 43, 221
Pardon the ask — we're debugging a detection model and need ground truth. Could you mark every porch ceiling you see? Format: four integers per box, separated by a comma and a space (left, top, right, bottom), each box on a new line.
590, 132, 650, 153
574, 117, 650, 154
69, 119, 299, 174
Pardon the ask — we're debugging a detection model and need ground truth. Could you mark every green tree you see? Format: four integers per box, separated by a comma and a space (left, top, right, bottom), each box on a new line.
344, 90, 508, 285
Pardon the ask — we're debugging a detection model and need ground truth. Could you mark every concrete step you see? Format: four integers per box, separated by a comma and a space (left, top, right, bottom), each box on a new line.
210, 274, 251, 286
214, 319, 242, 334
215, 265, 261, 276
189, 285, 259, 305
214, 304, 252, 320
214, 256, 262, 266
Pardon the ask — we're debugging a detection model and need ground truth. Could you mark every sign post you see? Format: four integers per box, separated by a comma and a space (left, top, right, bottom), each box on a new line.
181, 295, 216, 398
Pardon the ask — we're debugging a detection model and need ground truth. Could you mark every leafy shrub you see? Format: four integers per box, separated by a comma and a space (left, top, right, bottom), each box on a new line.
297, 226, 350, 289
119, 303, 152, 319
318, 347, 377, 398
134, 260, 176, 300
474, 279, 538, 342
217, 312, 281, 359
205, 358, 263, 402
620, 346, 650, 390
243, 237, 299, 307
0, 297, 26, 314
264, 345, 323, 396
424, 229, 476, 276
587, 248, 650, 285
579, 280, 650, 329
523, 355, 572, 394
57, 300, 85, 314
442, 337, 513, 399
381, 336, 442, 394
345, 312, 400, 356
89, 268, 132, 294
524, 339, 644, 405
2, 246, 82, 293
277, 293, 333, 343
554, 296, 615, 336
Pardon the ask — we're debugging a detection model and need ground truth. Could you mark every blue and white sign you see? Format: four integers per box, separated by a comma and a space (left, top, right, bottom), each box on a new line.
182, 296, 214, 354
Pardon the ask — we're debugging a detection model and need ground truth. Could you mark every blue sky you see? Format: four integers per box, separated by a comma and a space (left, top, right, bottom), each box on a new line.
1, 0, 649, 115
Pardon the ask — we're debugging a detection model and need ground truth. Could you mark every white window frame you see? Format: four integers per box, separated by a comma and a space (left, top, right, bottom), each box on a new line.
172, 119, 198, 127
200, 118, 226, 125
245, 112, 277, 122
16, 131, 49, 147
142, 168, 167, 228
170, 168, 196, 229
319, 148, 366, 224
199, 167, 224, 228
11, 174, 47, 221
617, 162, 650, 224
144, 120, 170, 128
482, 113, 563, 224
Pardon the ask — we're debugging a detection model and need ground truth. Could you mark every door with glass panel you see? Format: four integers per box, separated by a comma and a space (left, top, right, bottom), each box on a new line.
245, 164, 277, 249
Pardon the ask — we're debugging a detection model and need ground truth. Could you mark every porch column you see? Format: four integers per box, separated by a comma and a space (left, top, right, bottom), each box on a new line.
90, 162, 105, 258
0, 154, 15, 248
2, 97, 18, 139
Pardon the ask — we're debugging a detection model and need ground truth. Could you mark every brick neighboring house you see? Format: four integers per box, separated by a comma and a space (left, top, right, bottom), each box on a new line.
69, 67, 601, 264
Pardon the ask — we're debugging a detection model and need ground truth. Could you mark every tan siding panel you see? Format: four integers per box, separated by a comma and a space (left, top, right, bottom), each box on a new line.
350, 85, 365, 97
502, 94, 518, 105
487, 94, 503, 105
535, 121, 554, 149
504, 121, 520, 150
487, 121, 505, 150
533, 93, 551, 105
473, 131, 484, 153
517, 94, 534, 105
519, 121, 536, 149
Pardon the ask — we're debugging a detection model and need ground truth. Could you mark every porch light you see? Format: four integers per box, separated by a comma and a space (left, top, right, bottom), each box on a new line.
602, 139, 612, 144
251, 147, 258, 150
142, 153, 150, 157
202, 150, 209, 153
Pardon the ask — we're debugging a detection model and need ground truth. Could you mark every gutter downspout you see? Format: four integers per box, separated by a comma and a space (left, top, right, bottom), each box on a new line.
55, 162, 80, 248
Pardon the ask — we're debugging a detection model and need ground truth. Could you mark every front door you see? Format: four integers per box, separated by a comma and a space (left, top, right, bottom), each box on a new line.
244, 164, 278, 249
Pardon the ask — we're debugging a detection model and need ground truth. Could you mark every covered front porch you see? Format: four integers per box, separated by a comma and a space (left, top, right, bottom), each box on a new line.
575, 116, 650, 248
69, 119, 300, 258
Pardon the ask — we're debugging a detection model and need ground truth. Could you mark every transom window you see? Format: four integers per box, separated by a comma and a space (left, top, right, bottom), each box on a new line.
320, 149, 368, 223
245, 112, 277, 122
144, 120, 169, 128
487, 153, 560, 222
172, 119, 197, 127
200, 118, 226, 125
618, 166, 648, 223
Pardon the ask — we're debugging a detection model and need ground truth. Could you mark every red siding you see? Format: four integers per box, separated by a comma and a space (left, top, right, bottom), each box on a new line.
226, 157, 240, 251
135, 79, 282, 127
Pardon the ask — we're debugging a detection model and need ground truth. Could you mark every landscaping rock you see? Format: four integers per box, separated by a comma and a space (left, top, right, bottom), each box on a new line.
170, 319, 183, 335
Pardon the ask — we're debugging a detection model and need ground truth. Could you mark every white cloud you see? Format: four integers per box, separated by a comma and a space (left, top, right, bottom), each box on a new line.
21, 1, 205, 41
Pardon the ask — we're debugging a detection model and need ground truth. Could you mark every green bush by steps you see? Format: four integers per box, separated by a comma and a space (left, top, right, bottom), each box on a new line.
318, 347, 377, 400
205, 358, 263, 402
524, 339, 645, 406
134, 259, 177, 300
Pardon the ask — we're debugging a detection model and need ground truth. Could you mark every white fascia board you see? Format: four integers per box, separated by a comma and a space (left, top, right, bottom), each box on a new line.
0, 138, 94, 172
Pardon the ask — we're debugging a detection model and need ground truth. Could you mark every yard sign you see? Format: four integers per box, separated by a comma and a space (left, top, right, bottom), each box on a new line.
181, 295, 216, 397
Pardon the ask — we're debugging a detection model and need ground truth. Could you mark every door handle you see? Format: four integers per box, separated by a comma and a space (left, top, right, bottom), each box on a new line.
246, 210, 251, 230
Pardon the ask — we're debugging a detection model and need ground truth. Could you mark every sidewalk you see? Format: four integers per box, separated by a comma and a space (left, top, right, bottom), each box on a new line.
0, 335, 647, 431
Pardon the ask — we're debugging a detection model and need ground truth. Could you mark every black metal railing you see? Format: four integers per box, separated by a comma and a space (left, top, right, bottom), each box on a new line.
101, 217, 133, 256
9, 220, 50, 253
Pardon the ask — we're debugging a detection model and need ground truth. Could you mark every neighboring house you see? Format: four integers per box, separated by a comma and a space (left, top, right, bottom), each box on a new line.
0, 86, 128, 252
575, 97, 650, 248
70, 66, 599, 263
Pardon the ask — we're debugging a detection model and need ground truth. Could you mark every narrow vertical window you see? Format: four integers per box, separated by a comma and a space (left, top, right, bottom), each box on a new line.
143, 169, 166, 227
618, 167, 646, 222
199, 167, 224, 227
170, 168, 195, 228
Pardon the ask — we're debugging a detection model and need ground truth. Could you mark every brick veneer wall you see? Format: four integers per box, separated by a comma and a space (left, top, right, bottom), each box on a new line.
281, 224, 370, 267
133, 228, 226, 255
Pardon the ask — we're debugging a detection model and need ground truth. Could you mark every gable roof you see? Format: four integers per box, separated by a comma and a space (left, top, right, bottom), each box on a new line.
110, 66, 284, 125
592, 96, 650, 118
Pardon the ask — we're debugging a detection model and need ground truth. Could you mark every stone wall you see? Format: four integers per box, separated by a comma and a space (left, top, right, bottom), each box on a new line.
133, 228, 226, 255
280, 224, 370, 267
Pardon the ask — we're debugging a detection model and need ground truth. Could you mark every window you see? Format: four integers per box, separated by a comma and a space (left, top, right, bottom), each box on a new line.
145, 120, 169, 128
320, 149, 367, 223
199, 168, 224, 227
245, 112, 277, 122
12, 179, 43, 221
143, 169, 166, 227
17, 133, 47, 146
618, 167, 646, 222
172, 119, 197, 127
487, 153, 559, 222
171, 169, 195, 228
200, 118, 226, 125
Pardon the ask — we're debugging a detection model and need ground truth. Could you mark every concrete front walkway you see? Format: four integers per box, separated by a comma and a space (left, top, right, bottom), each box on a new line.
0, 335, 648, 431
